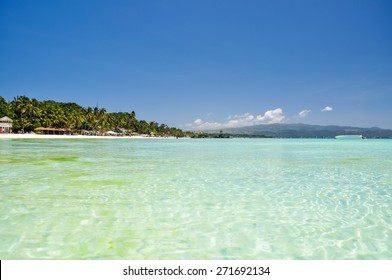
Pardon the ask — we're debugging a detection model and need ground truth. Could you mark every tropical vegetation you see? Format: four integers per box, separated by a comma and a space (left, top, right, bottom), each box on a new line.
0, 95, 188, 137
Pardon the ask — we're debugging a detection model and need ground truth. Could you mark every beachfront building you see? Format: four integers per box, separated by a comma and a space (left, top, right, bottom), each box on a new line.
34, 127, 71, 135
0, 116, 13, 133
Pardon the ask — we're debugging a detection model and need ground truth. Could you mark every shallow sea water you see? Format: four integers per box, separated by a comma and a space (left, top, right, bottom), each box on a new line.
0, 138, 391, 259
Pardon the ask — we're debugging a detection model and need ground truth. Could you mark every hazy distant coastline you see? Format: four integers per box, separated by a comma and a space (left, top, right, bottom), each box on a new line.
206, 123, 392, 139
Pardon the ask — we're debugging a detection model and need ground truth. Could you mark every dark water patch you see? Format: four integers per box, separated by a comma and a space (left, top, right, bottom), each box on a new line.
1, 156, 79, 165
0, 158, 33, 164
47, 156, 79, 162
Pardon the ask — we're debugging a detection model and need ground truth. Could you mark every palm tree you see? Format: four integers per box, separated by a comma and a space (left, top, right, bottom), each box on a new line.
0, 96, 12, 117
9, 96, 34, 132
60, 102, 85, 130
97, 108, 108, 132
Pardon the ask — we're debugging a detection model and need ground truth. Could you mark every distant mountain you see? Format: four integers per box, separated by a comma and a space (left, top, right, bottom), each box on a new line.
211, 123, 392, 138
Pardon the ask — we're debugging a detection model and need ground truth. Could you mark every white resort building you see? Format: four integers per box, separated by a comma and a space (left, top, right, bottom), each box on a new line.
0, 116, 13, 133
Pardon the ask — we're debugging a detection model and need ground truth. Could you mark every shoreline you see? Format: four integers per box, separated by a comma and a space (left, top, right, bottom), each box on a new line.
0, 133, 176, 140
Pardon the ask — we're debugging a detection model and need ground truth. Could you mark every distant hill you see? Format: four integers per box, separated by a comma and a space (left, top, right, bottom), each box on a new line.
211, 123, 392, 138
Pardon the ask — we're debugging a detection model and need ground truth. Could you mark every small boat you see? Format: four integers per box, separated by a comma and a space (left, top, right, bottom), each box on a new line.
335, 135, 364, 139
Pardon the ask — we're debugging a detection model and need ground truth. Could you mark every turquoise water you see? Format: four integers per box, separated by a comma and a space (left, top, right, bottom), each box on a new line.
1, 138, 391, 259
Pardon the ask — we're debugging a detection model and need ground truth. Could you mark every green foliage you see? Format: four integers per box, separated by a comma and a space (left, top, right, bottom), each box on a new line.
0, 96, 12, 117
1, 95, 189, 137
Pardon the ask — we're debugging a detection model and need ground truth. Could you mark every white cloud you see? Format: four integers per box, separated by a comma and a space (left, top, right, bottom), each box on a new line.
255, 108, 285, 124
194, 118, 204, 125
298, 109, 311, 118
192, 108, 285, 130
321, 106, 333, 112
192, 119, 224, 130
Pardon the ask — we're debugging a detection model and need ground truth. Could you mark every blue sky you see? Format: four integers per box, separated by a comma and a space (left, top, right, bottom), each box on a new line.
1, 0, 391, 129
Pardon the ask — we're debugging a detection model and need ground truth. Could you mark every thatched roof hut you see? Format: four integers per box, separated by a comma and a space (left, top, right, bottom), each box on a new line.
0, 116, 13, 123
34, 127, 71, 135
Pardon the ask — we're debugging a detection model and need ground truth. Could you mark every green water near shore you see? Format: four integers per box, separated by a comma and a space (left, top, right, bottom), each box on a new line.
1, 138, 391, 259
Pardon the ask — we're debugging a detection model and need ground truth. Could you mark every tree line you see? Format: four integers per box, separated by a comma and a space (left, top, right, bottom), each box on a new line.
0, 95, 188, 137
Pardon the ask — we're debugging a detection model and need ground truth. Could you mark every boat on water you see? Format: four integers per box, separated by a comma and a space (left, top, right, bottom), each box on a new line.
335, 135, 365, 139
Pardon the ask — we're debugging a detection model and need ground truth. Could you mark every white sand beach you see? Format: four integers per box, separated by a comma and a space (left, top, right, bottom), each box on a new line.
0, 133, 174, 140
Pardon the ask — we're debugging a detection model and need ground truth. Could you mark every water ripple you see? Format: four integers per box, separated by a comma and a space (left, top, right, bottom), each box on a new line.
1, 139, 391, 259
